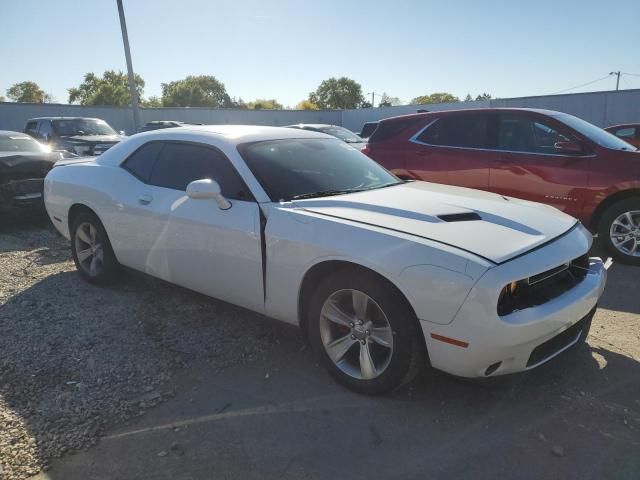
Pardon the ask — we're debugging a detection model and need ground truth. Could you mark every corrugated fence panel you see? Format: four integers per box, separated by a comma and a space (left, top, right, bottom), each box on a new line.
1, 89, 639, 135
0, 102, 341, 134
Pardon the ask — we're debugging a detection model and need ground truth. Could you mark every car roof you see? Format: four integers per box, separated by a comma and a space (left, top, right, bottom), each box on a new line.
26, 117, 105, 121
380, 107, 568, 123
133, 124, 333, 145
605, 123, 639, 129
284, 124, 340, 129
0, 130, 33, 138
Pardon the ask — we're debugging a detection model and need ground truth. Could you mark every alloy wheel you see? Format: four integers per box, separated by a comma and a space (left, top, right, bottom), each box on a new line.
74, 222, 104, 277
609, 210, 640, 257
319, 289, 394, 380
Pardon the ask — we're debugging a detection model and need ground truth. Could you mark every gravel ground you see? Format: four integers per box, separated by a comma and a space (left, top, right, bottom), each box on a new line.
1, 216, 639, 480
0, 216, 296, 480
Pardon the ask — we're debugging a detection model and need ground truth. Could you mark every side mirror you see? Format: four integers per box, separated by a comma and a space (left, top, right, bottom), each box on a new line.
186, 178, 231, 210
554, 140, 582, 154
119, 130, 126, 136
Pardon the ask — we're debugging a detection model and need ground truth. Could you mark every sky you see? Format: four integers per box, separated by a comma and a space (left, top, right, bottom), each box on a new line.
2, 0, 640, 107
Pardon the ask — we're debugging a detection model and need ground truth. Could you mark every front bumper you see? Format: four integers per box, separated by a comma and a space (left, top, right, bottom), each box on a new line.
421, 225, 607, 378
0, 178, 45, 210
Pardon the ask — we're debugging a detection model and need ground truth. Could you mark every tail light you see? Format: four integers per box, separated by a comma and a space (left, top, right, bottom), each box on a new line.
361, 144, 371, 156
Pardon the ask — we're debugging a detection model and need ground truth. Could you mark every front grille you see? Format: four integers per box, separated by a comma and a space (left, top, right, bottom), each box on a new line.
498, 254, 589, 316
93, 143, 115, 155
526, 306, 595, 367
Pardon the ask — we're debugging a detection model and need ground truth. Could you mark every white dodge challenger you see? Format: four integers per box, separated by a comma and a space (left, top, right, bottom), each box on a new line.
44, 125, 607, 394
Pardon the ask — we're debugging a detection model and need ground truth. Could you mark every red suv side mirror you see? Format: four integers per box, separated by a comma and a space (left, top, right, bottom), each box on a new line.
554, 140, 583, 154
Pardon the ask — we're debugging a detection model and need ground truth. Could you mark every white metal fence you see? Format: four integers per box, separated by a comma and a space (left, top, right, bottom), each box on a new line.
1, 88, 639, 135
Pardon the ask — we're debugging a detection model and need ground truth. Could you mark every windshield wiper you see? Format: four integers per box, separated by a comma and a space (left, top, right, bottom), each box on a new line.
289, 188, 366, 200
289, 182, 403, 201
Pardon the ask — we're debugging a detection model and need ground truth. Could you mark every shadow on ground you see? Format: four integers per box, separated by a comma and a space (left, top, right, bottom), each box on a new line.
0, 222, 638, 480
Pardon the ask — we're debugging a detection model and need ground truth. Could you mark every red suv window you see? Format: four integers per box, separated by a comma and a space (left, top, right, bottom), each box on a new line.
415, 114, 492, 149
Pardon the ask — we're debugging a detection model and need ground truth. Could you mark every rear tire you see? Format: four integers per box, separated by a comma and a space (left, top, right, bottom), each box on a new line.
598, 198, 640, 266
307, 269, 426, 395
70, 211, 119, 284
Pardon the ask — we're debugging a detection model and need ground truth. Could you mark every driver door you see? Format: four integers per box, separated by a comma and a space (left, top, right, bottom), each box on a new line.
123, 141, 264, 313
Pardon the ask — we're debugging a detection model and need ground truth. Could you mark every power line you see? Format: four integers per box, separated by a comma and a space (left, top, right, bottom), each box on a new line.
621, 72, 640, 77
550, 75, 612, 95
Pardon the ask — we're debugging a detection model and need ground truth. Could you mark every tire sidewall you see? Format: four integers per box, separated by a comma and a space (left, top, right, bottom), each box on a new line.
307, 270, 422, 395
598, 197, 640, 266
70, 212, 118, 284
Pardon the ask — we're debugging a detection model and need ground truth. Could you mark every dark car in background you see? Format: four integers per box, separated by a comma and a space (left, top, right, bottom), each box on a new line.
605, 124, 640, 148
24, 117, 125, 157
0, 131, 61, 212
136, 120, 203, 133
362, 108, 640, 264
359, 121, 379, 140
285, 124, 366, 150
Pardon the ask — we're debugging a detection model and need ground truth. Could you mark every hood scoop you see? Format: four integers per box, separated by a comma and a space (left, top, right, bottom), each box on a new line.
438, 212, 482, 222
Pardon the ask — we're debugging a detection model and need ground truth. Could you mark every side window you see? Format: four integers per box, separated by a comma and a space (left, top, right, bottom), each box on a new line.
122, 141, 164, 182
38, 120, 53, 139
416, 114, 489, 148
25, 121, 38, 135
613, 127, 635, 139
149, 142, 251, 200
498, 115, 570, 154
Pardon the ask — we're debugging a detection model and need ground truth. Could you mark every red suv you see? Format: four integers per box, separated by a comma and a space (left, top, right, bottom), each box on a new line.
362, 108, 640, 264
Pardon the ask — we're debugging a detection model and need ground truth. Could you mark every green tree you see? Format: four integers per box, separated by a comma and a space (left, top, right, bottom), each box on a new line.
68, 71, 144, 106
141, 96, 162, 107
309, 77, 365, 109
247, 98, 283, 110
295, 100, 319, 110
229, 97, 248, 109
7, 81, 51, 103
464, 94, 473, 101
0, 96, 5, 102
378, 92, 402, 107
411, 92, 459, 105
161, 75, 230, 107
475, 92, 492, 100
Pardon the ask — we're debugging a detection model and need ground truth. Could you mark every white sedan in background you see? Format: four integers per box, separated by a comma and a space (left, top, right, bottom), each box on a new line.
44, 125, 607, 394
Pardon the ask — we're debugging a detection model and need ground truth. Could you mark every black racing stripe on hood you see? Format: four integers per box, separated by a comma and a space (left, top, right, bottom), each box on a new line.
302, 208, 580, 266
301, 208, 497, 264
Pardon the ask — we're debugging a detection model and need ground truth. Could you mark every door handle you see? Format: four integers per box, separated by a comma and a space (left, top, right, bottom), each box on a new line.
138, 194, 153, 205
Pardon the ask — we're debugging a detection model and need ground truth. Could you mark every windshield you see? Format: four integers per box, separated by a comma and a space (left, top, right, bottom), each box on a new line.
0, 135, 47, 153
317, 126, 364, 143
52, 119, 117, 136
555, 113, 637, 151
238, 138, 401, 201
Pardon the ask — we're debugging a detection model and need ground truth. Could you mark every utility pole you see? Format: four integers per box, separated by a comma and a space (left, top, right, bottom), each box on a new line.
610, 71, 621, 91
117, 0, 140, 132
367, 92, 378, 108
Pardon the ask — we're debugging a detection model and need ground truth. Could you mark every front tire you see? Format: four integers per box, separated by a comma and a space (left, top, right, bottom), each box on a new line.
598, 198, 640, 266
70, 212, 119, 284
307, 270, 425, 395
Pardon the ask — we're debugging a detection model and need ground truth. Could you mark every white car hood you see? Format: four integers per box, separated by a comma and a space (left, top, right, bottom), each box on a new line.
293, 181, 578, 264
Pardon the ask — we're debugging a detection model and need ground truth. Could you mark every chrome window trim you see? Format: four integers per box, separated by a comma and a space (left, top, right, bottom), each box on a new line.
408, 117, 596, 159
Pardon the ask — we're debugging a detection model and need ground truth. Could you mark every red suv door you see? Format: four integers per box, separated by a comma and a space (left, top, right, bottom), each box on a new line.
405, 112, 494, 190
488, 112, 591, 220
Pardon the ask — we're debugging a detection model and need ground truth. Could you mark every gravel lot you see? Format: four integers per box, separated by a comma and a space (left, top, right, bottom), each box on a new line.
0, 216, 295, 480
1, 216, 639, 480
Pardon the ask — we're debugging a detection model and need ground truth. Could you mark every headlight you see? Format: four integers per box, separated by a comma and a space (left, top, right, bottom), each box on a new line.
497, 254, 589, 316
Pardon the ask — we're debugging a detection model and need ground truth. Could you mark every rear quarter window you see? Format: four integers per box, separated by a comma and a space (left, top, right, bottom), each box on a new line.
121, 141, 164, 182
368, 117, 419, 143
